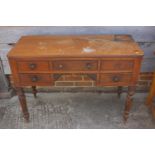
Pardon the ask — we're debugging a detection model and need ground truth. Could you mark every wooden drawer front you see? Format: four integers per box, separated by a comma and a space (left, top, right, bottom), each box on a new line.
17, 61, 49, 72
101, 60, 134, 71
100, 73, 132, 86
19, 74, 52, 86
52, 60, 98, 71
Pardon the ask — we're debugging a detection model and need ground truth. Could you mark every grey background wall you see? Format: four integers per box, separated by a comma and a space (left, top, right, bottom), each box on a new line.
0, 26, 155, 74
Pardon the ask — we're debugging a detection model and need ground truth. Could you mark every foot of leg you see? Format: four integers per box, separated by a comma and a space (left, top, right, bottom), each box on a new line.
123, 86, 135, 123
146, 74, 155, 106
117, 86, 122, 98
32, 86, 37, 98
16, 87, 29, 122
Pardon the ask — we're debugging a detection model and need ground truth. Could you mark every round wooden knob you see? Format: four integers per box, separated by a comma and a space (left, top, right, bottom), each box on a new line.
29, 63, 37, 69
86, 63, 92, 69
58, 64, 63, 69
112, 76, 120, 82
31, 76, 38, 82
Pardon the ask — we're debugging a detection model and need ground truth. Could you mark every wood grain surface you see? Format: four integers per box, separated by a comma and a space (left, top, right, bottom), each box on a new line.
8, 35, 143, 58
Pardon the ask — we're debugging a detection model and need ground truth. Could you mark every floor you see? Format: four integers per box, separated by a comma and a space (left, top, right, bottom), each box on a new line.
0, 92, 154, 129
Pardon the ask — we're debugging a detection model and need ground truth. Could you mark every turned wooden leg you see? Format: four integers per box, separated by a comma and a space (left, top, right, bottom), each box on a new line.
123, 86, 136, 123
151, 106, 155, 118
16, 87, 29, 122
117, 86, 122, 98
145, 76, 155, 107
32, 86, 37, 98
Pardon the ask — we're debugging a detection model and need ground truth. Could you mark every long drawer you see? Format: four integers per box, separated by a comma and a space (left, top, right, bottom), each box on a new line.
19, 74, 53, 86
101, 60, 134, 71
17, 61, 50, 72
52, 60, 98, 71
99, 73, 133, 86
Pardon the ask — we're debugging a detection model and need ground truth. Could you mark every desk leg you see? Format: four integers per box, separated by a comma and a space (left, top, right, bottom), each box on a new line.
145, 78, 155, 107
117, 86, 122, 98
123, 86, 135, 122
16, 87, 29, 122
32, 86, 37, 98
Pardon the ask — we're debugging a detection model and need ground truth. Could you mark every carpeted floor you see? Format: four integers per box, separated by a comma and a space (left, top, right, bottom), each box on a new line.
0, 92, 154, 129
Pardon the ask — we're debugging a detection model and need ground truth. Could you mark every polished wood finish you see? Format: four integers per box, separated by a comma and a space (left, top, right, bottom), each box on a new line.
52, 60, 98, 71
101, 60, 134, 71
17, 61, 49, 72
99, 73, 132, 86
7, 35, 143, 122
19, 74, 53, 86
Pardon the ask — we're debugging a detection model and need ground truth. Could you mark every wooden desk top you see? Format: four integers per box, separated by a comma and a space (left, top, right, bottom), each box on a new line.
8, 34, 144, 58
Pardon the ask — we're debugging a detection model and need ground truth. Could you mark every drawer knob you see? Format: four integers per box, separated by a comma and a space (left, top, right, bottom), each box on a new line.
86, 63, 92, 69
58, 64, 63, 69
29, 63, 37, 69
31, 76, 39, 82
112, 76, 120, 82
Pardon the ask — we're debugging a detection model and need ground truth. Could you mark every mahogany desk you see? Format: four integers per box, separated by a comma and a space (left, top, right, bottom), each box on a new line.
7, 35, 144, 122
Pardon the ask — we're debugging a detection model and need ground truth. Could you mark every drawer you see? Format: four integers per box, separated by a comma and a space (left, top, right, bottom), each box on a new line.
101, 60, 134, 71
19, 74, 53, 86
52, 60, 98, 71
17, 61, 49, 72
100, 73, 132, 86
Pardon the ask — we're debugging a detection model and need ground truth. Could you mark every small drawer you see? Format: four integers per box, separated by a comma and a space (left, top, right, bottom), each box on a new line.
101, 60, 134, 71
19, 74, 53, 86
52, 60, 98, 71
100, 73, 132, 86
17, 61, 49, 72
